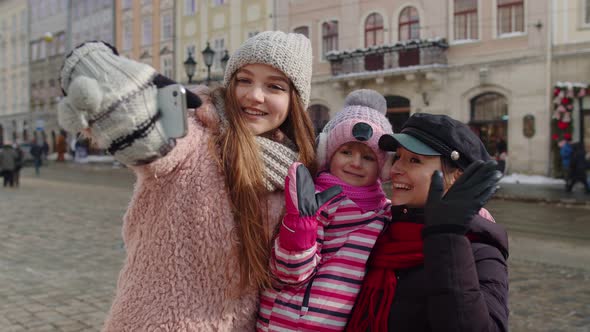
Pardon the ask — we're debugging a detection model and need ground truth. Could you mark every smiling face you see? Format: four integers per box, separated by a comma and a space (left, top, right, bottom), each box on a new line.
234, 64, 291, 136
329, 142, 379, 187
389, 147, 444, 207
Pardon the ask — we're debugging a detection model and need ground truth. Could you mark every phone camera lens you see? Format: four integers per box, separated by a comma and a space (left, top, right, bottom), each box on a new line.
173, 91, 178, 97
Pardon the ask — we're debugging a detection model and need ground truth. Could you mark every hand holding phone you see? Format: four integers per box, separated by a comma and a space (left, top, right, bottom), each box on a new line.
158, 84, 188, 139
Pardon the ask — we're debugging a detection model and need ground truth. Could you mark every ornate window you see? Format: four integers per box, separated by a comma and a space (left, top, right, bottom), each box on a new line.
454, 0, 478, 40
322, 20, 338, 59
399, 6, 419, 41
497, 0, 524, 35
365, 13, 384, 47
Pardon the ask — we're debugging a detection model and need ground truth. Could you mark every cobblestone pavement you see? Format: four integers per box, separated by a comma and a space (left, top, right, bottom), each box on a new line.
0, 164, 588, 331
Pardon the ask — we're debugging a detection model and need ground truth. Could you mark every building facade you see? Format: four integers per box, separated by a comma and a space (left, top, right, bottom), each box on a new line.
71, 0, 115, 49
279, 0, 553, 175
0, 0, 29, 146
28, 0, 69, 150
115, 0, 175, 78
175, 0, 273, 85
550, 0, 590, 175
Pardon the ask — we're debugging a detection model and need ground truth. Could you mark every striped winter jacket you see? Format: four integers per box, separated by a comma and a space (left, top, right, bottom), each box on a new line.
257, 192, 391, 332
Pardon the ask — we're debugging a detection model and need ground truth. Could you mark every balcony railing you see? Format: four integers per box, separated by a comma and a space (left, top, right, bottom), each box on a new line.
326, 38, 448, 76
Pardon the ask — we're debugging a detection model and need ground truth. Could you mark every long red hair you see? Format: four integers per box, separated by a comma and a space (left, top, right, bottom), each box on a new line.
214, 75, 316, 291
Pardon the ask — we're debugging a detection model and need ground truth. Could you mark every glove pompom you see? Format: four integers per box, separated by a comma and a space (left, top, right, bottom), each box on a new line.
58, 99, 87, 134
68, 76, 103, 113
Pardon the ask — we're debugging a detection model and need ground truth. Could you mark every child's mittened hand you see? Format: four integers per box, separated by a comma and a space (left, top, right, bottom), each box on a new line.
424, 160, 501, 234
280, 162, 342, 251
285, 162, 342, 217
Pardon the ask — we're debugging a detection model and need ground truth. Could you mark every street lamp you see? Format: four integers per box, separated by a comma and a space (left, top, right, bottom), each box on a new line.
183, 52, 197, 84
201, 42, 215, 85
220, 50, 230, 74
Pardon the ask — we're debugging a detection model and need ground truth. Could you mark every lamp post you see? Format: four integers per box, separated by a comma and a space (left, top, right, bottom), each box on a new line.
183, 52, 197, 84
201, 42, 215, 85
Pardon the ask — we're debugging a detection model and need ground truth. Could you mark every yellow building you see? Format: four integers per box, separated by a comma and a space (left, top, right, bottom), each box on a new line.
175, 0, 273, 85
115, 0, 175, 78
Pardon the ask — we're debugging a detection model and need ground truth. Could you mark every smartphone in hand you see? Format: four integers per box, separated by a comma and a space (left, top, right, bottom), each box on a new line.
157, 84, 188, 138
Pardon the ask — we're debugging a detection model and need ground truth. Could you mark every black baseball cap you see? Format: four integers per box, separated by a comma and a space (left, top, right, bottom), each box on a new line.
379, 113, 491, 170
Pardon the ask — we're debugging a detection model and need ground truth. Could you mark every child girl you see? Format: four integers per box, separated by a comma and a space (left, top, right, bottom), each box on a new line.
347, 113, 508, 332
57, 31, 316, 331
257, 89, 395, 331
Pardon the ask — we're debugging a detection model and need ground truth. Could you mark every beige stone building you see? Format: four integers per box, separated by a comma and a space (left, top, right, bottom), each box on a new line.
115, 0, 175, 78
551, 0, 590, 167
278, 0, 554, 175
28, 0, 69, 149
0, 0, 29, 146
71, 0, 115, 49
175, 0, 273, 85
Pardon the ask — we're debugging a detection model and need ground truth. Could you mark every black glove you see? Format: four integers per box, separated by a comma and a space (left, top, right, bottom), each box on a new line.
424, 160, 502, 235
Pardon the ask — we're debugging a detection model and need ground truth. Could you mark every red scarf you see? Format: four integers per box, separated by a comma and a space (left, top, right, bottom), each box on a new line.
346, 222, 425, 332
315, 172, 387, 212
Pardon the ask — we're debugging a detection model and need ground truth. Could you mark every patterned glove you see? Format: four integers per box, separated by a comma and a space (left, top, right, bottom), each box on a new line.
424, 160, 502, 236
279, 162, 342, 251
58, 41, 200, 165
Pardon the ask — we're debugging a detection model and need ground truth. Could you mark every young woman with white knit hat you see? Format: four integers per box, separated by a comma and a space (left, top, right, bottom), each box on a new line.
57, 31, 316, 331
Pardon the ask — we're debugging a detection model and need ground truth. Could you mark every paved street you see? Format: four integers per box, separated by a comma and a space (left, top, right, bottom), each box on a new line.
0, 163, 589, 331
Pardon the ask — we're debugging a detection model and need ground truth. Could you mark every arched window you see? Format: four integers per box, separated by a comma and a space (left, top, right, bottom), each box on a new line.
308, 104, 330, 135
364, 13, 385, 71
322, 20, 338, 59
454, 0, 478, 40
470, 92, 508, 157
471, 93, 508, 122
365, 13, 384, 47
399, 6, 419, 41
294, 26, 309, 38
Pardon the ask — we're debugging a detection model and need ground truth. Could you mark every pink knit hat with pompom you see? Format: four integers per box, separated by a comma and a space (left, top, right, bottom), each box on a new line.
317, 89, 394, 175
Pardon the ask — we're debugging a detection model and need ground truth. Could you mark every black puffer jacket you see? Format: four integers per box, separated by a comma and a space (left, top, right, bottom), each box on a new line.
357, 207, 509, 332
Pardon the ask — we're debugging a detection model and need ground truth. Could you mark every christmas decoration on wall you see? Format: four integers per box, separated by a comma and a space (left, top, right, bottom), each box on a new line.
552, 82, 587, 142
551, 82, 587, 177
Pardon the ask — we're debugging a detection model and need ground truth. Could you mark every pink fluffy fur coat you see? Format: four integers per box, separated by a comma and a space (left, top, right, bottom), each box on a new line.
101, 101, 284, 331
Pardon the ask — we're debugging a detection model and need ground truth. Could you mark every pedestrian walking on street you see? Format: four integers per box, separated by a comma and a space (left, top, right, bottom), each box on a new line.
56, 130, 67, 162
13, 143, 23, 187
566, 142, 590, 193
41, 139, 49, 162
0, 143, 18, 187
57, 32, 316, 331
258, 90, 395, 331
29, 138, 43, 176
559, 138, 574, 191
347, 113, 508, 332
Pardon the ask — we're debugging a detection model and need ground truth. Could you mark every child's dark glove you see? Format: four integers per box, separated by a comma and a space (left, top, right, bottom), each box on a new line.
424, 160, 502, 236
280, 162, 342, 251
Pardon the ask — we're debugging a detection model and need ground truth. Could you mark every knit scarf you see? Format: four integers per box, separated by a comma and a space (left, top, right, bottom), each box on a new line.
257, 136, 298, 192
346, 220, 425, 332
315, 172, 387, 212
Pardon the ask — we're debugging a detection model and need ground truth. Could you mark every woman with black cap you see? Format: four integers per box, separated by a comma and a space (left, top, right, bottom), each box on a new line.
347, 113, 508, 332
